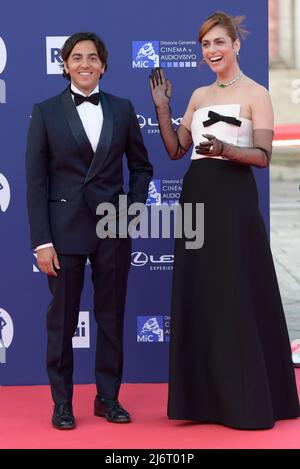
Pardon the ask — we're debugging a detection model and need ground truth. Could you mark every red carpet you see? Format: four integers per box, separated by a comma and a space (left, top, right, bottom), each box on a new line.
0, 370, 300, 449
274, 124, 300, 141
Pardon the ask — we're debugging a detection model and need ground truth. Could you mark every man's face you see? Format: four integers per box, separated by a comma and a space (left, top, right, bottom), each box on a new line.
64, 40, 105, 95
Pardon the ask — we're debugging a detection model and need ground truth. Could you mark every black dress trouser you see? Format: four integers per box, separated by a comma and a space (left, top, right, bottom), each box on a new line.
46, 237, 131, 405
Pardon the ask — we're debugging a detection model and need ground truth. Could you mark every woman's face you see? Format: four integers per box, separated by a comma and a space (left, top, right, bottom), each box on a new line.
201, 25, 240, 74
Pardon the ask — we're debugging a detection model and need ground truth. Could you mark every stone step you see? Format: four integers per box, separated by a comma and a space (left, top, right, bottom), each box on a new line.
269, 69, 300, 125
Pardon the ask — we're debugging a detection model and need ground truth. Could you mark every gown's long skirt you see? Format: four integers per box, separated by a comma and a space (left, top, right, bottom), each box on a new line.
168, 158, 300, 429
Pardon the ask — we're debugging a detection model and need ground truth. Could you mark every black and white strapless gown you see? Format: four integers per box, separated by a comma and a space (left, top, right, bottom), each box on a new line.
168, 104, 300, 429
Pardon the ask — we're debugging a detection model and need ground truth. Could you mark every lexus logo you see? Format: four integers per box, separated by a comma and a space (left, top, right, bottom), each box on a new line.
137, 115, 146, 129
136, 114, 181, 129
131, 251, 148, 267
131, 252, 174, 267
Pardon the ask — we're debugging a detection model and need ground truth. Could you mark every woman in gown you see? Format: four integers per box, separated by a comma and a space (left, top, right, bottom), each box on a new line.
149, 11, 300, 429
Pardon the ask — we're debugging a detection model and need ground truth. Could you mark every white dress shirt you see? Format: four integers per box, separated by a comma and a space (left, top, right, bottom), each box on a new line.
71, 83, 103, 152
36, 83, 103, 251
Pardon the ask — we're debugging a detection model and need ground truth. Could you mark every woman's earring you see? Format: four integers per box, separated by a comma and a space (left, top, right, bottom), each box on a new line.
199, 57, 206, 69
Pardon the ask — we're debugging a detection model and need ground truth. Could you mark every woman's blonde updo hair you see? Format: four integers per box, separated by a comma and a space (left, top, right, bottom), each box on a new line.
198, 11, 249, 44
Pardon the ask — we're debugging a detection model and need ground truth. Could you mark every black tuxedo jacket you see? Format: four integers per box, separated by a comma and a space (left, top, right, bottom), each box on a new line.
26, 87, 153, 254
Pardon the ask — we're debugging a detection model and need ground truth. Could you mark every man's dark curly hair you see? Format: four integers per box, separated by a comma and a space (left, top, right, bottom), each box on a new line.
60, 32, 108, 80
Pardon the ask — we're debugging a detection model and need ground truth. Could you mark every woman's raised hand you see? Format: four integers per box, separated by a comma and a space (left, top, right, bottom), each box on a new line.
149, 67, 172, 107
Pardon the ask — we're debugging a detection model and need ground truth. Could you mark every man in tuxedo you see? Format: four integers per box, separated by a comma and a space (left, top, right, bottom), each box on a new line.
26, 32, 153, 430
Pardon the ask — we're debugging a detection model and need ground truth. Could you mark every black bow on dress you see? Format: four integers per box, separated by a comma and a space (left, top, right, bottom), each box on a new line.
203, 110, 242, 127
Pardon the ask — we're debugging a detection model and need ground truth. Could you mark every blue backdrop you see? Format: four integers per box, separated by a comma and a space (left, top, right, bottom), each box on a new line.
0, 0, 269, 385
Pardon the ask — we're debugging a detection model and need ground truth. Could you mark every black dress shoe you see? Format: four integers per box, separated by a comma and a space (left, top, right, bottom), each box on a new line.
94, 396, 131, 423
52, 403, 76, 430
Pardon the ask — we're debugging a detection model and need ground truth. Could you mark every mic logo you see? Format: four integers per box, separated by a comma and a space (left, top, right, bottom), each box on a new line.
132, 41, 159, 68
0, 308, 14, 364
0, 37, 7, 74
0, 37, 7, 103
0, 174, 10, 212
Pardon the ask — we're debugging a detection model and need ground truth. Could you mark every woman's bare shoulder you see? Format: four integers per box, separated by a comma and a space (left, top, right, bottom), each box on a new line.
191, 85, 212, 98
188, 85, 213, 108
241, 76, 273, 127
242, 75, 270, 97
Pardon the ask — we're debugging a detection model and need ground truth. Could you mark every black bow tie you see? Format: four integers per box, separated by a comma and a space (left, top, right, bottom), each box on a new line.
203, 110, 242, 127
70, 89, 100, 106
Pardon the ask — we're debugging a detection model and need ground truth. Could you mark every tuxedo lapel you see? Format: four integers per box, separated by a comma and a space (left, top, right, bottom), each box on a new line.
60, 88, 94, 164
84, 91, 113, 184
